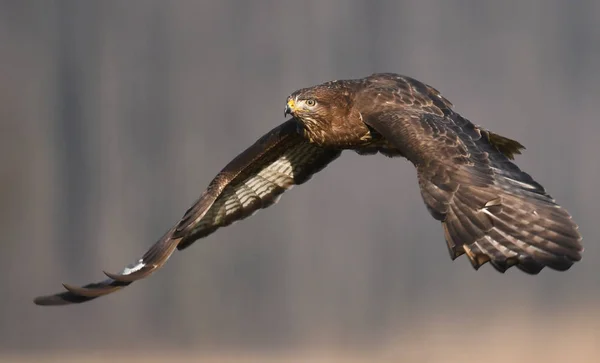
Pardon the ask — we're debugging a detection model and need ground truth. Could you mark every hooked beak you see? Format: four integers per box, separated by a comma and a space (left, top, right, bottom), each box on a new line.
284, 98, 295, 117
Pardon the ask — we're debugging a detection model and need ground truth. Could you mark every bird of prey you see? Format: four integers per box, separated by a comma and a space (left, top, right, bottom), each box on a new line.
34, 73, 583, 306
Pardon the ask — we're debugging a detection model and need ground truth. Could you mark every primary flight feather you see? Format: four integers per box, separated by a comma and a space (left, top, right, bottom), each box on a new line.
34, 73, 582, 306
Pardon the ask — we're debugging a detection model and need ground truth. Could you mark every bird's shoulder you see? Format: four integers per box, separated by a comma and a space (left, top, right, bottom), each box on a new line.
355, 73, 454, 117
355, 74, 525, 161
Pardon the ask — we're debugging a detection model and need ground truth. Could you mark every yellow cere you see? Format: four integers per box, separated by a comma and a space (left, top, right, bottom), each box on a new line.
287, 98, 296, 111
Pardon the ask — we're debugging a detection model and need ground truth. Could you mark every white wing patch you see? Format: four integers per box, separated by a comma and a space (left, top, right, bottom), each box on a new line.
491, 167, 540, 191
121, 259, 146, 275
502, 176, 540, 190
193, 153, 301, 232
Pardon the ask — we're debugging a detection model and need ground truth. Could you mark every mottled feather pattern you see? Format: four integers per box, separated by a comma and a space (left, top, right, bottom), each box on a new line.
34, 227, 180, 305
424, 114, 581, 273
175, 120, 340, 249
34, 73, 581, 306
180, 140, 339, 245
34, 119, 340, 305
360, 75, 581, 274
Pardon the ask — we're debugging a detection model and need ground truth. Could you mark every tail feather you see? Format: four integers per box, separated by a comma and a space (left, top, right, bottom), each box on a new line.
443, 184, 582, 274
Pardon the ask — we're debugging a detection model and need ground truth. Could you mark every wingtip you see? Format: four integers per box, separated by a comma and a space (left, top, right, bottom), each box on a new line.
62, 282, 123, 298
33, 296, 72, 306
33, 287, 93, 306
103, 270, 120, 280
102, 264, 156, 282
103, 270, 135, 283
61, 283, 79, 293
33, 296, 51, 306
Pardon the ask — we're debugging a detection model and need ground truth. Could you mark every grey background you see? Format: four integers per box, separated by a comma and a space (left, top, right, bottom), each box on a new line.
1, 0, 599, 361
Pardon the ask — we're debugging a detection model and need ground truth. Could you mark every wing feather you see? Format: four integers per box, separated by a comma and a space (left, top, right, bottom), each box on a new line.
364, 110, 583, 274
34, 119, 341, 305
175, 120, 341, 248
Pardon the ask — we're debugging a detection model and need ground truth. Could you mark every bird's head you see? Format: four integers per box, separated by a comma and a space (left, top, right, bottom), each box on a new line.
284, 82, 354, 133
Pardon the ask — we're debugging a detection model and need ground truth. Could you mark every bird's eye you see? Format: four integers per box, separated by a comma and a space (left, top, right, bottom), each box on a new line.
305, 99, 316, 107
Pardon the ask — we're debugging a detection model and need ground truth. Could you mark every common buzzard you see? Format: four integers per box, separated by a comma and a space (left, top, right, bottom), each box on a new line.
34, 73, 583, 306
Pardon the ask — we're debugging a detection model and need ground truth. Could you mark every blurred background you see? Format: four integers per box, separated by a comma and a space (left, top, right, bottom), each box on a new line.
1, 0, 599, 362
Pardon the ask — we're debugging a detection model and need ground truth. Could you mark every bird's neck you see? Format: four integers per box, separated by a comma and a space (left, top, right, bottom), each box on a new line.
302, 111, 373, 149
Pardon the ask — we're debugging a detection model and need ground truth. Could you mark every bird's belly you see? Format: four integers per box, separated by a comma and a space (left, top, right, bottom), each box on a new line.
355, 139, 405, 157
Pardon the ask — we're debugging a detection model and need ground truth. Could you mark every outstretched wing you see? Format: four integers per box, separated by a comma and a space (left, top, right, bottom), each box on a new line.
33, 227, 180, 305
34, 119, 341, 305
364, 110, 583, 274
173, 119, 341, 250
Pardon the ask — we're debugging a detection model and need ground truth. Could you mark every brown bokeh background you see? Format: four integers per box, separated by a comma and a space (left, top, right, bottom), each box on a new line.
1, 1, 599, 362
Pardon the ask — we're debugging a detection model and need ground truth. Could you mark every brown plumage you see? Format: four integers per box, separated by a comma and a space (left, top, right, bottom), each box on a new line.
34, 73, 582, 306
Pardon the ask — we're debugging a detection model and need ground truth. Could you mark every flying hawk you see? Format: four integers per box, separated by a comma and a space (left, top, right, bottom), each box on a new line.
34, 73, 583, 306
